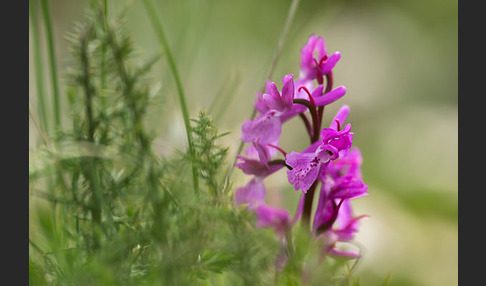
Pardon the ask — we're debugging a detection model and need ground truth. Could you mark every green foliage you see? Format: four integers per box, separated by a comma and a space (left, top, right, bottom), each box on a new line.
191, 110, 230, 197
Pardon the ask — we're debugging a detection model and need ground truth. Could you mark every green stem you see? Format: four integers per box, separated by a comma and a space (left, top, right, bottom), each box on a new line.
141, 0, 199, 194
40, 0, 61, 133
87, 159, 103, 249
30, 0, 49, 134
80, 28, 95, 141
29, 102, 70, 193
100, 0, 108, 109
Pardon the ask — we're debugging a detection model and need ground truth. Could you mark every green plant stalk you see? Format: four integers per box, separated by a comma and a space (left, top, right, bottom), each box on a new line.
84, 159, 103, 249
225, 0, 301, 180
79, 28, 104, 244
29, 102, 70, 192
40, 0, 61, 133
30, 0, 49, 134
100, 0, 108, 109
29, 102, 51, 150
141, 0, 199, 194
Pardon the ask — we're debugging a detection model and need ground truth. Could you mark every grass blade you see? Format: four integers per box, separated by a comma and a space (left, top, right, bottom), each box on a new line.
30, 0, 49, 134
40, 0, 61, 133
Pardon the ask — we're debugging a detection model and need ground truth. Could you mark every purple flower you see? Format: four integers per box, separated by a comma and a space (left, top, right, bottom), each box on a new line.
300, 34, 341, 83
333, 199, 367, 241
285, 150, 327, 194
279, 84, 324, 123
235, 178, 266, 210
235, 139, 282, 178
313, 184, 345, 233
329, 148, 363, 179
328, 174, 368, 200
294, 78, 316, 100
254, 91, 270, 114
320, 124, 353, 160
244, 137, 280, 158
312, 198, 366, 259
326, 147, 368, 200
285, 123, 353, 193
252, 78, 347, 132
329, 105, 350, 131
255, 196, 305, 238
241, 110, 281, 145
255, 203, 291, 238
319, 200, 368, 259
262, 74, 295, 113
235, 33, 369, 266
313, 86, 347, 109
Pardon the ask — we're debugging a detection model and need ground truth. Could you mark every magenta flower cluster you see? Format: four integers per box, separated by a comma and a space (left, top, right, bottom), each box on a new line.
235, 34, 368, 263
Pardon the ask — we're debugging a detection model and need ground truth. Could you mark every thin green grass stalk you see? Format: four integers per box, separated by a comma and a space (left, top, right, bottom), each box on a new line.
29, 102, 51, 149
30, 0, 49, 134
381, 274, 392, 286
141, 0, 199, 194
29, 102, 70, 193
224, 0, 301, 181
40, 0, 62, 133
100, 0, 108, 109
29, 238, 57, 272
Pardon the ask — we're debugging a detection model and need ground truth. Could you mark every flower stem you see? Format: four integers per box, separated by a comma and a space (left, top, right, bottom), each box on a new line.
317, 71, 333, 125
268, 159, 292, 170
142, 0, 199, 194
299, 113, 313, 140
293, 98, 320, 142
302, 180, 319, 228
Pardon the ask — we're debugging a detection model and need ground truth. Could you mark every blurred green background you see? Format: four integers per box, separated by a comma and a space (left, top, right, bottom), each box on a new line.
29, 0, 457, 285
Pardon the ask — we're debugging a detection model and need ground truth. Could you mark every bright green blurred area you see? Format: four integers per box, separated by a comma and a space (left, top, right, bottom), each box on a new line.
29, 0, 457, 285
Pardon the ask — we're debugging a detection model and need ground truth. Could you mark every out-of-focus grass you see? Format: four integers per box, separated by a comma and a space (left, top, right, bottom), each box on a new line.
29, 0, 457, 285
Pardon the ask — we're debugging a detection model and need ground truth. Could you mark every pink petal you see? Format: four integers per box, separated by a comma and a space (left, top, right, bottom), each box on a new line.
241, 111, 282, 144
235, 178, 266, 210
314, 86, 346, 107
321, 52, 341, 75
330, 105, 350, 130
